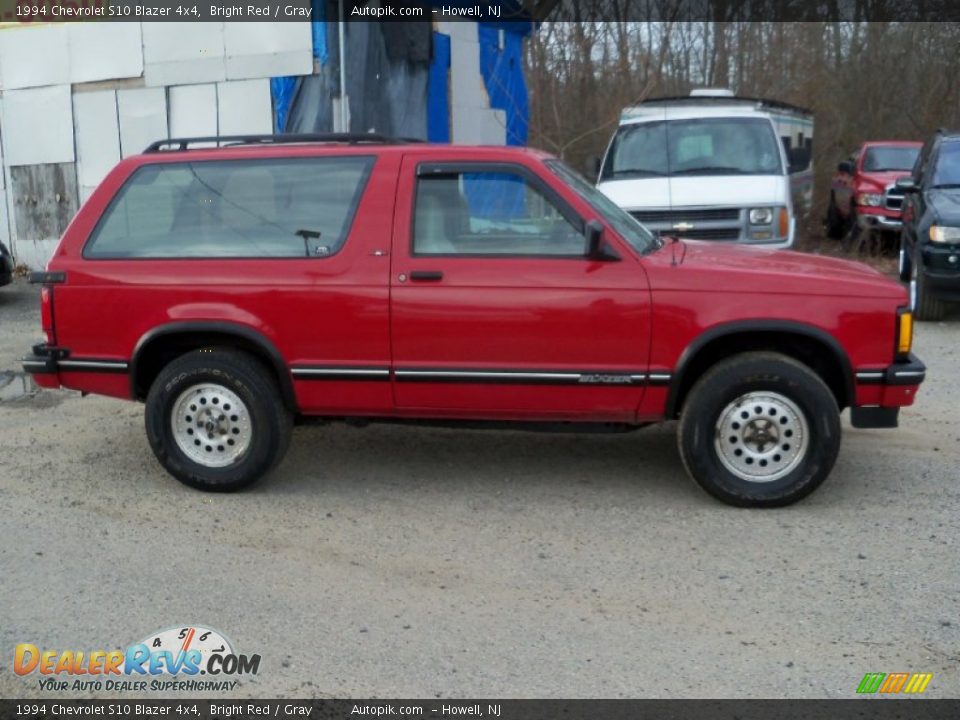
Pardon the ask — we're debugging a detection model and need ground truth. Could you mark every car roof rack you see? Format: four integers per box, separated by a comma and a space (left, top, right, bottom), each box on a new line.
143, 133, 423, 153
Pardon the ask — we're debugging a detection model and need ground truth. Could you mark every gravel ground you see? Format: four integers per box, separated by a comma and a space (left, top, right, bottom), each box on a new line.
1, 277, 958, 699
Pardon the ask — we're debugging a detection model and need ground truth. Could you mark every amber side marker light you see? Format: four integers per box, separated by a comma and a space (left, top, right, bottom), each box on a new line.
898, 310, 913, 356
778, 207, 790, 239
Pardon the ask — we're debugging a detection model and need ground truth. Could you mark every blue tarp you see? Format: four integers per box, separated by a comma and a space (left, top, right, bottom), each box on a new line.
427, 32, 451, 143
271, 1, 326, 133
463, 25, 529, 220
270, 76, 298, 133
477, 24, 528, 146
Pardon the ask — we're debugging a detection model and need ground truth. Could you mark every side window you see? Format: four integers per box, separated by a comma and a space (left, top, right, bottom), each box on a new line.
413, 169, 584, 256
84, 156, 374, 258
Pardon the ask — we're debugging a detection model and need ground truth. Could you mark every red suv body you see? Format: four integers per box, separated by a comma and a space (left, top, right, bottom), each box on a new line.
23, 136, 924, 507
827, 140, 922, 238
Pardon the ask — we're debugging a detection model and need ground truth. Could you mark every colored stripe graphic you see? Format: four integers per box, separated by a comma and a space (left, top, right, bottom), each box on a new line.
857, 672, 932, 694
880, 672, 909, 693
857, 673, 885, 693
903, 673, 934, 694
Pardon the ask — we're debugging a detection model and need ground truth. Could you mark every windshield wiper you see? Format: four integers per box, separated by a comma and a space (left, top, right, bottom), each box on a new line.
610, 168, 666, 178
672, 166, 751, 175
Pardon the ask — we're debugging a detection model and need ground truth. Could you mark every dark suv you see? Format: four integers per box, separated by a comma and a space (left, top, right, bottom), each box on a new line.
899, 129, 960, 320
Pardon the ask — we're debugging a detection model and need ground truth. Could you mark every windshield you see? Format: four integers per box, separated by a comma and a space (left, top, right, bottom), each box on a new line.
862, 145, 919, 172
601, 117, 784, 179
546, 159, 657, 254
932, 142, 960, 187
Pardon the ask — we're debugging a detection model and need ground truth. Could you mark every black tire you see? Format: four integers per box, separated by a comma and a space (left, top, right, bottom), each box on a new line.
825, 194, 844, 239
145, 348, 293, 491
677, 352, 841, 508
911, 249, 946, 321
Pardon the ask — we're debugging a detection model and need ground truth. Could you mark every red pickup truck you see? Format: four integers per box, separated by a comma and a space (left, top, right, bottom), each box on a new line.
23, 135, 924, 507
827, 140, 922, 238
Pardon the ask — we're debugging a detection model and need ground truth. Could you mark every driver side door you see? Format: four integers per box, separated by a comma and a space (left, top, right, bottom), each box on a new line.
389, 155, 651, 420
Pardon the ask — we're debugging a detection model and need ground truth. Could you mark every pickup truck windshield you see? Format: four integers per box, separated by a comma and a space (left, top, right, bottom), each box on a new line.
546, 159, 657, 254
862, 146, 920, 172
601, 117, 784, 179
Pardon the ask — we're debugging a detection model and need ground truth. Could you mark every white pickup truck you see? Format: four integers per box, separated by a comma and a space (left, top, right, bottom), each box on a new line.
597, 89, 813, 249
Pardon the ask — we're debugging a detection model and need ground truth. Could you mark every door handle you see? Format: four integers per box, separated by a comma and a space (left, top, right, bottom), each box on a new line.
410, 270, 444, 282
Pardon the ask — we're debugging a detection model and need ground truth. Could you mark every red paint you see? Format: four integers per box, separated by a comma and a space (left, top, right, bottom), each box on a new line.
30, 143, 921, 422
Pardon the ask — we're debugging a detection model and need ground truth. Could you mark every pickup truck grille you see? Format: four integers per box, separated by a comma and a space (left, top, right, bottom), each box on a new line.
630, 208, 741, 224
885, 184, 905, 211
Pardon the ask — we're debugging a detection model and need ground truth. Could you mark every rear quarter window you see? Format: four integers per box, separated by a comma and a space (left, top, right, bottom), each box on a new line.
84, 156, 375, 259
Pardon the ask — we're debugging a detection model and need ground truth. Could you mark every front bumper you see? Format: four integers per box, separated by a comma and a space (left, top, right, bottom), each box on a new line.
851, 353, 926, 428
857, 212, 903, 231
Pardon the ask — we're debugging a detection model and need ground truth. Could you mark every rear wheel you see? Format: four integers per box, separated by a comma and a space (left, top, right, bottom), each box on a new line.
677, 352, 841, 508
911, 250, 946, 321
145, 349, 293, 491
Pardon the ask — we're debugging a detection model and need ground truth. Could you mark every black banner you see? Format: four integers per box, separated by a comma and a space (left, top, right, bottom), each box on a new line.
4, 0, 960, 23
2, 700, 959, 719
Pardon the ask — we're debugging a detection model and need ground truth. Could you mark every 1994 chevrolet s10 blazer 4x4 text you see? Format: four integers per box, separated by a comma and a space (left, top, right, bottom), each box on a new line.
22, 135, 925, 507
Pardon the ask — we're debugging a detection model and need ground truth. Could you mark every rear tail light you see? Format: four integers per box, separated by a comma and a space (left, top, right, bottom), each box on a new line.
29, 271, 65, 346
40, 286, 55, 345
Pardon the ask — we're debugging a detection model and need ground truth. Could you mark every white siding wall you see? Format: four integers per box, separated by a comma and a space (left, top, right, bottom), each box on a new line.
73, 90, 122, 204
0, 85, 74, 166
217, 79, 274, 136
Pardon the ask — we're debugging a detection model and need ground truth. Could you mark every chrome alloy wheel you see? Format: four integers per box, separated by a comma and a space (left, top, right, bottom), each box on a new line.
714, 391, 809, 483
171, 383, 252, 467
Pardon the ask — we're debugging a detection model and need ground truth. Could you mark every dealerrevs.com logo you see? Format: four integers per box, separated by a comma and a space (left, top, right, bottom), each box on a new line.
14, 626, 261, 692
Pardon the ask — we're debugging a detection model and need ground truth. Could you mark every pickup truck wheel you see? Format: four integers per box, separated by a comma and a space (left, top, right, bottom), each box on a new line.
677, 352, 841, 508
911, 252, 946, 321
145, 349, 293, 491
825, 194, 844, 239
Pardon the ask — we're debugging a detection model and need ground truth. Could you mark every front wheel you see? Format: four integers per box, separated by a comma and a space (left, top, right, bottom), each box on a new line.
145, 349, 293, 491
677, 352, 841, 508
911, 250, 947, 321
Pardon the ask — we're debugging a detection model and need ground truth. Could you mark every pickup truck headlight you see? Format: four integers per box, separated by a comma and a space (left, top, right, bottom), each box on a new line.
749, 208, 773, 224
929, 225, 960, 243
857, 193, 883, 207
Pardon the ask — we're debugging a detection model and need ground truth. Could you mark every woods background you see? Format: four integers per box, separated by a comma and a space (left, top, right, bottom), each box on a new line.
524, 20, 960, 237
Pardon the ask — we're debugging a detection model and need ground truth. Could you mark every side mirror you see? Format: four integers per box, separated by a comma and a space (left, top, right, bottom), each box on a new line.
895, 177, 918, 192
838, 160, 854, 174
585, 219, 619, 261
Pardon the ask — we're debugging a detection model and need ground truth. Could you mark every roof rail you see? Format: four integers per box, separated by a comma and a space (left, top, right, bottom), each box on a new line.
143, 133, 421, 153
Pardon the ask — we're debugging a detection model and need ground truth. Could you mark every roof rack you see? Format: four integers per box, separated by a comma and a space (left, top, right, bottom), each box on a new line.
143, 133, 421, 153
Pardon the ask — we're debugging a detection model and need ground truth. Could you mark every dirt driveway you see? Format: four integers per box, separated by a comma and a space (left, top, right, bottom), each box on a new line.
1, 278, 958, 699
